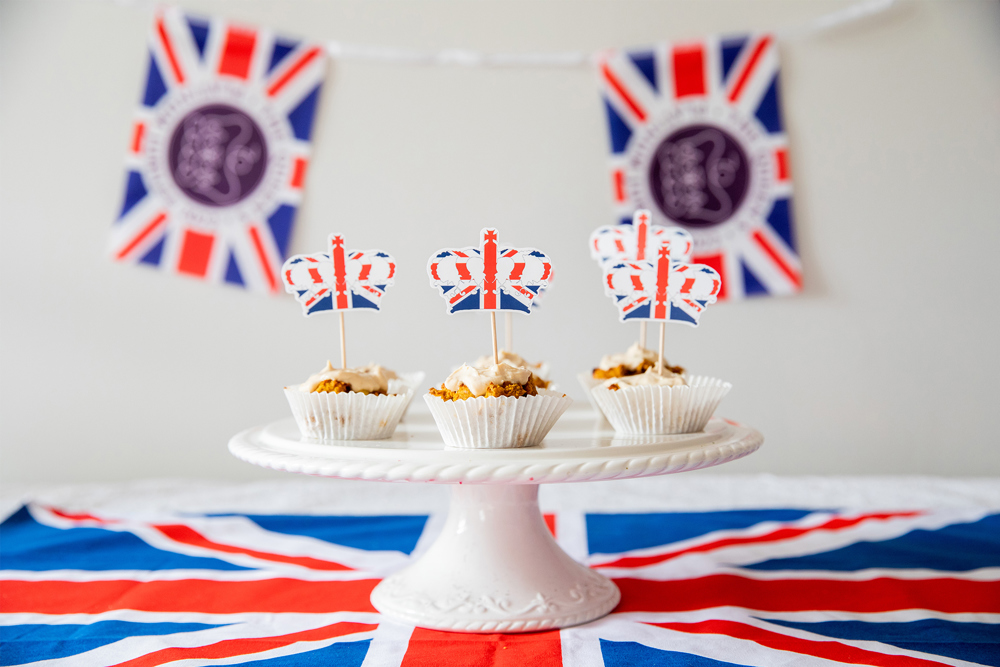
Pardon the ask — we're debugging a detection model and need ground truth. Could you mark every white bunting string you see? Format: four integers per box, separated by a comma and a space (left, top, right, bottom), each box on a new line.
324, 0, 895, 67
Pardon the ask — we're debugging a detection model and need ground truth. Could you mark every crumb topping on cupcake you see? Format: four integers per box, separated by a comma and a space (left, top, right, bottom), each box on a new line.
472, 350, 550, 388
428, 361, 538, 401
593, 342, 684, 379
297, 361, 390, 395
603, 367, 687, 391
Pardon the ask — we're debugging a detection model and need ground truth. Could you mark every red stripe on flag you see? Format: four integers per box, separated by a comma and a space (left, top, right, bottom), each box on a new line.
358, 264, 371, 281
401, 628, 562, 667
613, 575, 1000, 614
613, 169, 626, 202
290, 157, 308, 188
249, 226, 278, 292
752, 229, 801, 288
775, 147, 789, 182
543, 513, 557, 538
728, 36, 772, 103
456, 264, 472, 281
692, 253, 726, 300
218, 27, 257, 80
601, 63, 647, 122
116, 212, 167, 261
131, 122, 145, 154
0, 579, 380, 614
599, 511, 921, 569
509, 262, 525, 281
153, 524, 352, 571
650, 620, 952, 667
672, 44, 706, 98
267, 46, 322, 97
155, 17, 184, 84
177, 230, 215, 278
48, 508, 116, 523
111, 622, 377, 667
482, 229, 498, 309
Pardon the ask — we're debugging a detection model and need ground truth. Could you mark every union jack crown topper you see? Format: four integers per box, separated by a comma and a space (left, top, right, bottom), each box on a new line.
590, 209, 694, 265
428, 229, 552, 314
603, 244, 722, 326
598, 34, 800, 301
109, 8, 327, 294
282, 235, 396, 317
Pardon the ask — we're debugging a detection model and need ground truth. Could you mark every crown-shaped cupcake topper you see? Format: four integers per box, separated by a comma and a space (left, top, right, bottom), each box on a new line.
282, 233, 396, 368
590, 209, 694, 349
428, 228, 552, 364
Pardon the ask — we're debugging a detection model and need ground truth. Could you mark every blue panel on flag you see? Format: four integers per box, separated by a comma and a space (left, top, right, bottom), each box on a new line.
586, 510, 814, 555
620, 217, 633, 226
628, 51, 657, 92
452, 293, 480, 312
600, 639, 752, 667
746, 513, 1000, 572
622, 302, 650, 320
604, 98, 633, 154
268, 39, 300, 74
351, 292, 377, 310
139, 236, 165, 267
741, 261, 768, 296
670, 303, 697, 324
766, 198, 795, 251
720, 36, 748, 85
763, 619, 1000, 667
288, 85, 322, 141
119, 170, 148, 220
231, 515, 429, 555
229, 639, 371, 667
500, 291, 530, 313
754, 75, 784, 134
0, 506, 250, 571
267, 204, 296, 259
0, 621, 224, 665
142, 53, 168, 108
225, 252, 244, 286
186, 18, 209, 60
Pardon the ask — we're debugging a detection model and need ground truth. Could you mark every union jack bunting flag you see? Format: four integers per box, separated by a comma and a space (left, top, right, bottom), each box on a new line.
597, 34, 799, 301
428, 229, 553, 314
590, 209, 694, 266
109, 7, 326, 294
2, 504, 998, 665
282, 234, 396, 316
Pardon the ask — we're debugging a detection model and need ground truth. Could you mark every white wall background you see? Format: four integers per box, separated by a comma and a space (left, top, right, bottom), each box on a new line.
1, 0, 998, 484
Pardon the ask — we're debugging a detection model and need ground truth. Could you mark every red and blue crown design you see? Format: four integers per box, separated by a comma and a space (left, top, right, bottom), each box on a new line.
598, 34, 799, 301
590, 209, 694, 265
109, 8, 326, 294
428, 229, 552, 314
282, 234, 396, 316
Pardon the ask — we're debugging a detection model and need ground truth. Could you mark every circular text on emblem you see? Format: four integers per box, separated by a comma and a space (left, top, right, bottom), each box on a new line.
647, 124, 749, 228
168, 104, 268, 207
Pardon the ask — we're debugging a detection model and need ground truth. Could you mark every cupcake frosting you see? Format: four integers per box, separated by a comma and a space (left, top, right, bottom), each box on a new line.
473, 350, 536, 371
597, 342, 660, 371
602, 367, 686, 389
444, 362, 532, 397
298, 361, 389, 393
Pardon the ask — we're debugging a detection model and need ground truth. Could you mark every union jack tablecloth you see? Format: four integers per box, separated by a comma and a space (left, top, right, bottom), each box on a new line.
2, 501, 998, 666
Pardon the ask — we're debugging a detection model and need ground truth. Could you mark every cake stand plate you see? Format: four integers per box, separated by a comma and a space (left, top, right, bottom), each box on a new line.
229, 410, 762, 632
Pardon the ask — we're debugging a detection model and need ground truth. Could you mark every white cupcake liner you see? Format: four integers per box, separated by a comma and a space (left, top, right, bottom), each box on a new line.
424, 389, 573, 449
389, 372, 426, 419
285, 387, 412, 441
590, 375, 731, 435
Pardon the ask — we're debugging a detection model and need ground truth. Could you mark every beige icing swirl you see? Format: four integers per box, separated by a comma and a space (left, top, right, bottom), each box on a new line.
298, 361, 389, 393
473, 350, 547, 381
444, 361, 532, 397
602, 367, 686, 389
357, 363, 398, 380
598, 342, 662, 371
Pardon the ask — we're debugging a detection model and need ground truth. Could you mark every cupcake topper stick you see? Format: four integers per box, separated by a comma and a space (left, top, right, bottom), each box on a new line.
428, 228, 553, 364
282, 233, 397, 368
590, 209, 694, 350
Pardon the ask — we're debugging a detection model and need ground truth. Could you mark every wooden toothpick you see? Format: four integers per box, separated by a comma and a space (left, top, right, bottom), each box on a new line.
339, 312, 347, 369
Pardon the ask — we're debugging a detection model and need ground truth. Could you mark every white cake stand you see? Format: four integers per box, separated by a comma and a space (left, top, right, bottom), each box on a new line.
229, 409, 762, 633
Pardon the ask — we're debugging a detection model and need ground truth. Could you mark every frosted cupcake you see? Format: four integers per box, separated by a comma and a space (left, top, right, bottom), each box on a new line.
285, 362, 412, 441
577, 343, 681, 414
589, 364, 731, 435
472, 350, 551, 388
424, 361, 572, 449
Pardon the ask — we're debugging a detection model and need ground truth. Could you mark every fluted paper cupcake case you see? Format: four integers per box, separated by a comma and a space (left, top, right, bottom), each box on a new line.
424, 389, 573, 449
590, 375, 732, 435
285, 387, 412, 441
389, 372, 426, 418
576, 372, 606, 418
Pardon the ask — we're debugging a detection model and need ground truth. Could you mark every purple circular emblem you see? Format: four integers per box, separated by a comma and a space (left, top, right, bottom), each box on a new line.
168, 104, 267, 207
647, 124, 749, 228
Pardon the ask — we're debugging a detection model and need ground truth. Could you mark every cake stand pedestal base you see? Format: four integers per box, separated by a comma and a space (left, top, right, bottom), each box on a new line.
370, 484, 620, 633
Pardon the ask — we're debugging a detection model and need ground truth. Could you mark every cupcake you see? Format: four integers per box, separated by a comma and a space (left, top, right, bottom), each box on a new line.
357, 363, 425, 415
284, 362, 412, 441
577, 342, 682, 414
424, 361, 572, 449
472, 350, 551, 388
589, 365, 731, 435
